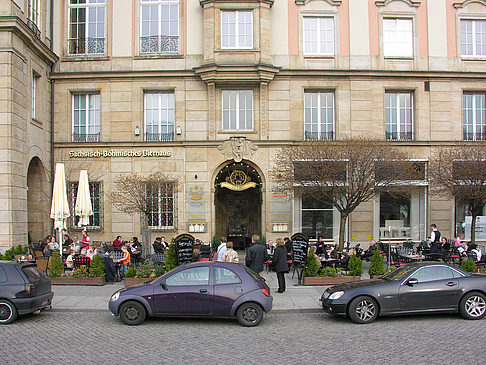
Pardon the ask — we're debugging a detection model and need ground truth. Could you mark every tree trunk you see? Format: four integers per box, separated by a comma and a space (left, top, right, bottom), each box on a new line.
471, 214, 477, 245
338, 214, 347, 251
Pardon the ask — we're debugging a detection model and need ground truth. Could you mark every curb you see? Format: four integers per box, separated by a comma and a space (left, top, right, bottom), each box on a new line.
50, 307, 323, 314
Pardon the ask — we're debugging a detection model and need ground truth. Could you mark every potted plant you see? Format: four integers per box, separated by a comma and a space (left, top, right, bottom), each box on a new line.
461, 259, 477, 273
124, 258, 153, 286
48, 254, 63, 278
165, 242, 177, 271
369, 249, 386, 278
51, 256, 106, 286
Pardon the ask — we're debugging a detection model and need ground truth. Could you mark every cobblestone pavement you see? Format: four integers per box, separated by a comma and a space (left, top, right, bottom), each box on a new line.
1, 311, 483, 364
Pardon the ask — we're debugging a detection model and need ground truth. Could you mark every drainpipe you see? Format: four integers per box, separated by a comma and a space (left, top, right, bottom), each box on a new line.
49, 0, 55, 181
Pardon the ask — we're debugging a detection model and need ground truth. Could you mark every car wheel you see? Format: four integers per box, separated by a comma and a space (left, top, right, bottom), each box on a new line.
236, 302, 264, 327
119, 301, 147, 325
0, 300, 18, 325
348, 296, 378, 324
460, 292, 486, 320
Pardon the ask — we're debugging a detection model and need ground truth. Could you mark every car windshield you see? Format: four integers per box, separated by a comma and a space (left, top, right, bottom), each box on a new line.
383, 265, 417, 281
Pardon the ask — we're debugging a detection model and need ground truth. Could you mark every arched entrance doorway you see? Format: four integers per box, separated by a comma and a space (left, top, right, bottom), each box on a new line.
27, 157, 49, 242
214, 161, 263, 249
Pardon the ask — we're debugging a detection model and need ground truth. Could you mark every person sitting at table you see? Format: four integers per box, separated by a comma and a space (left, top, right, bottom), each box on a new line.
63, 234, 73, 249
130, 237, 142, 267
455, 233, 467, 257
65, 250, 75, 272
330, 247, 339, 259
315, 237, 325, 255
153, 237, 164, 253
79, 248, 88, 257
86, 246, 95, 259
113, 236, 123, 250
71, 235, 82, 254
338, 249, 354, 268
468, 243, 482, 262
361, 240, 377, 261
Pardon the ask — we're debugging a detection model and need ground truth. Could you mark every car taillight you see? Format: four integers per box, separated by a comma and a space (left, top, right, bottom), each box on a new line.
25, 283, 34, 296
260, 288, 270, 297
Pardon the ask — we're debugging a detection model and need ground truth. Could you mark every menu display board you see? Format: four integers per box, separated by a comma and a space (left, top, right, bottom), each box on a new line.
291, 233, 309, 268
174, 234, 195, 265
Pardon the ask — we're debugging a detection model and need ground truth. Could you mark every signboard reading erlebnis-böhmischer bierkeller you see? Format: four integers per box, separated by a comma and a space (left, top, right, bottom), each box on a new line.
291, 233, 309, 268
174, 234, 195, 266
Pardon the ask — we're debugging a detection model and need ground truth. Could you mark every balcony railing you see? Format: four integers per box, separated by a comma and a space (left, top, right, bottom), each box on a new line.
145, 132, 175, 142
140, 36, 179, 54
68, 38, 105, 55
27, 19, 41, 39
304, 131, 335, 141
73, 132, 100, 143
386, 131, 413, 141
464, 132, 486, 141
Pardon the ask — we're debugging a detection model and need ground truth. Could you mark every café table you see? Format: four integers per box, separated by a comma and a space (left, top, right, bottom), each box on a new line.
319, 257, 339, 268
400, 254, 425, 261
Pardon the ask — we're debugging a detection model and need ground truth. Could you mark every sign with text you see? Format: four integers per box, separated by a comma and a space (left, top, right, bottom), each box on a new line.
291, 233, 309, 268
69, 149, 171, 158
174, 233, 195, 265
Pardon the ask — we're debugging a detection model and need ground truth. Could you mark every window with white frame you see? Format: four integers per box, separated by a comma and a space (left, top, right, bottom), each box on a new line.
222, 90, 253, 131
304, 91, 335, 140
32, 73, 38, 120
303, 17, 334, 56
72, 93, 100, 142
70, 181, 102, 228
383, 18, 413, 57
463, 93, 486, 141
461, 19, 486, 57
385, 92, 413, 141
301, 195, 333, 240
140, 0, 179, 54
68, 0, 106, 55
144, 92, 175, 141
27, 0, 40, 35
221, 11, 253, 49
147, 182, 175, 229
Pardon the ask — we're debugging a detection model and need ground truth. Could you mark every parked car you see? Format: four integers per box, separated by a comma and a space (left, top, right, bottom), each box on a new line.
109, 262, 272, 326
0, 260, 54, 324
320, 262, 486, 324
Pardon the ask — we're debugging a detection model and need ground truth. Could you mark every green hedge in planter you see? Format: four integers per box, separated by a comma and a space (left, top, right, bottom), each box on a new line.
136, 258, 153, 278
461, 259, 477, 273
89, 255, 105, 277
72, 265, 88, 277
165, 242, 177, 272
348, 254, 363, 277
302, 249, 319, 277
368, 249, 386, 276
48, 254, 63, 278
125, 267, 137, 278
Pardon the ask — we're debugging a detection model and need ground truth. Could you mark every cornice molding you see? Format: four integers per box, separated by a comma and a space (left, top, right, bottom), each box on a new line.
375, 0, 421, 7
295, 0, 341, 6
453, 0, 486, 8
200, 0, 274, 7
193, 63, 281, 85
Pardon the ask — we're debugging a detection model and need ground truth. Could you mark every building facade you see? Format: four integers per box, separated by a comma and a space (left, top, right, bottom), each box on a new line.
2, 0, 486, 249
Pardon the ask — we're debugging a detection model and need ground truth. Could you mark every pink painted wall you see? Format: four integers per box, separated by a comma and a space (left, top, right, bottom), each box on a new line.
339, 0, 350, 56
446, 0, 457, 58
417, 0, 428, 57
368, 0, 379, 56
288, 0, 299, 55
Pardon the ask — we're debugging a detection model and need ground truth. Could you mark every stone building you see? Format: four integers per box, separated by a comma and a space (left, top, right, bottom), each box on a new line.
2, 0, 486, 250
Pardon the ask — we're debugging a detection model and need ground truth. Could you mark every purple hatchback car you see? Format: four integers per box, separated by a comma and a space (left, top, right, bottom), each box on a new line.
109, 262, 273, 326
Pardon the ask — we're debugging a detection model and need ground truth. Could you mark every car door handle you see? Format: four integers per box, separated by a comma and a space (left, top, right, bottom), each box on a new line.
199, 289, 208, 293
446, 282, 457, 287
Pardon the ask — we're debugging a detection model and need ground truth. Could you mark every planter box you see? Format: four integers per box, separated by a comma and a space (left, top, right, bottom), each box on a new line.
303, 276, 360, 286
124, 277, 150, 286
50, 277, 105, 286
370, 275, 384, 279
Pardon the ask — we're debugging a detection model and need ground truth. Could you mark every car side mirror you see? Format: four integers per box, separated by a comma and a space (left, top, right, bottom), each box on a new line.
406, 278, 418, 286
160, 279, 167, 290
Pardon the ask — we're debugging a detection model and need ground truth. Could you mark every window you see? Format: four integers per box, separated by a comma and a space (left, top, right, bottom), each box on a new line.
303, 17, 334, 56
380, 192, 411, 238
301, 195, 333, 240
383, 18, 413, 57
32, 73, 38, 120
140, 0, 179, 54
70, 181, 102, 228
304, 91, 334, 140
463, 93, 486, 141
215, 267, 241, 285
166, 266, 209, 286
222, 90, 253, 131
68, 0, 106, 55
461, 19, 486, 57
411, 266, 454, 283
144, 92, 175, 141
385, 92, 413, 141
27, 0, 41, 37
147, 182, 175, 229
221, 11, 253, 49
72, 93, 100, 142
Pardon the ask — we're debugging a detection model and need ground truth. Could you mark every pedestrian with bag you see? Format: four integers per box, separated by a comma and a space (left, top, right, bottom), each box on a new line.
245, 235, 268, 276
270, 238, 289, 293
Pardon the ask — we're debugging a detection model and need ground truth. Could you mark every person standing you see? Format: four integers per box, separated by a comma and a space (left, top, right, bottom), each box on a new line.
113, 236, 123, 249
270, 238, 289, 293
245, 235, 268, 276
284, 237, 293, 260
153, 237, 164, 253
130, 237, 142, 267
115, 245, 130, 279
221, 241, 239, 263
81, 229, 90, 250
429, 224, 442, 256
217, 237, 227, 261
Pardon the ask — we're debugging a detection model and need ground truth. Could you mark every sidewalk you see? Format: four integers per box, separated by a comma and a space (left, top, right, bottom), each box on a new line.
51, 270, 329, 313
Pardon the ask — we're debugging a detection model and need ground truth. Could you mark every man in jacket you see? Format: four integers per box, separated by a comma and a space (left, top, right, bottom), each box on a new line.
245, 235, 269, 276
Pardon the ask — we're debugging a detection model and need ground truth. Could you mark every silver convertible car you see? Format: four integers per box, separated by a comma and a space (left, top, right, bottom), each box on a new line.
320, 262, 486, 324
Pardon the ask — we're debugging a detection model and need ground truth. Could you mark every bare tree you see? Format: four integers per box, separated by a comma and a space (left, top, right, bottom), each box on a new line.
430, 145, 486, 244
271, 137, 412, 250
109, 172, 179, 249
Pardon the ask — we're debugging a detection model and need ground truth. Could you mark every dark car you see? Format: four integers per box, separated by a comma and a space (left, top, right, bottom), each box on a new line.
109, 261, 273, 326
0, 260, 54, 324
320, 262, 486, 324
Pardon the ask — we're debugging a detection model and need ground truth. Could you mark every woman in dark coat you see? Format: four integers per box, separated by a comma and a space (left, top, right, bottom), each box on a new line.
271, 238, 289, 293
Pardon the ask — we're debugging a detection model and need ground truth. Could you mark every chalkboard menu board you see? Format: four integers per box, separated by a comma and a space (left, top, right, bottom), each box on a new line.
174, 234, 195, 265
291, 233, 309, 268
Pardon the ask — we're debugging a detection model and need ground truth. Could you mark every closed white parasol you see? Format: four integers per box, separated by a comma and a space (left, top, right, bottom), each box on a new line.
50, 163, 70, 255
75, 170, 93, 227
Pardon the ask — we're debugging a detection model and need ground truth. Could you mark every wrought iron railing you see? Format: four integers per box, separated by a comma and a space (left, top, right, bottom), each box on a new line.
140, 36, 179, 54
463, 132, 486, 141
27, 19, 41, 39
73, 132, 100, 143
145, 132, 175, 142
386, 131, 413, 141
68, 38, 105, 55
304, 131, 335, 141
